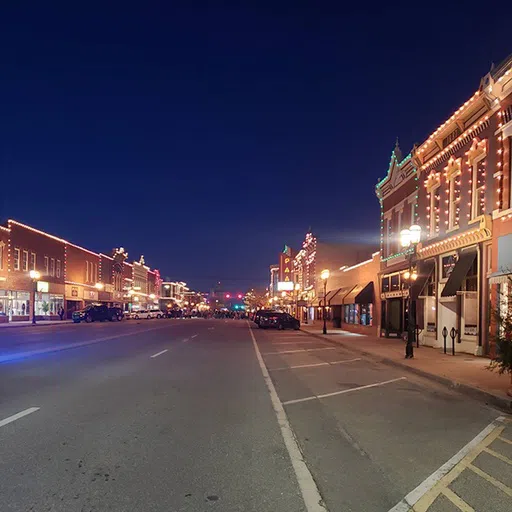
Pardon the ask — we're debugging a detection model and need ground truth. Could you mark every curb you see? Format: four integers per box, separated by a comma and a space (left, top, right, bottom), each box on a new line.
301, 329, 512, 413
0, 321, 73, 330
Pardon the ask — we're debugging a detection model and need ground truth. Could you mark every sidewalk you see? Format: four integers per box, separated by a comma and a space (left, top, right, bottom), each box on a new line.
301, 325, 512, 412
0, 319, 73, 329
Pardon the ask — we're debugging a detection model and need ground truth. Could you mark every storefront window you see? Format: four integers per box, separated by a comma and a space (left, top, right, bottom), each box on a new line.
382, 277, 390, 293
35, 293, 64, 315
11, 291, 30, 317
344, 304, 358, 324
391, 274, 400, 291
0, 289, 8, 317
463, 259, 478, 292
442, 254, 457, 279
359, 304, 372, 326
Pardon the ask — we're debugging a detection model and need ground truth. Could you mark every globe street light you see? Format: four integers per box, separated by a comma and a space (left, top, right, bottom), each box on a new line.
320, 269, 330, 335
400, 224, 422, 359
29, 270, 41, 325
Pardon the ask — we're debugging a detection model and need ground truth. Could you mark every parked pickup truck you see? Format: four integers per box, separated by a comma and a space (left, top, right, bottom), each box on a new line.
72, 304, 124, 323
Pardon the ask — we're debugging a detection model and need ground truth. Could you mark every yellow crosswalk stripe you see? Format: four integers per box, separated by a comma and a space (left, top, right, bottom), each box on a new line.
441, 488, 475, 511
484, 447, 512, 466
468, 463, 512, 497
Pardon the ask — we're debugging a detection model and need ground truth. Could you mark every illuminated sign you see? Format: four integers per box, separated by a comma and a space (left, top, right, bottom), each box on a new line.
279, 249, 294, 284
277, 281, 294, 291
37, 281, 49, 293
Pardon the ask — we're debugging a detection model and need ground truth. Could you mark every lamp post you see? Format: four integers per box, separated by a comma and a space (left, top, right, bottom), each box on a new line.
29, 270, 41, 325
294, 282, 300, 319
320, 269, 330, 335
400, 225, 421, 359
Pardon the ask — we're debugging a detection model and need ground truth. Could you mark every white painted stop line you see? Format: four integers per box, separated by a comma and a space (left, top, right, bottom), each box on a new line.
0, 407, 40, 428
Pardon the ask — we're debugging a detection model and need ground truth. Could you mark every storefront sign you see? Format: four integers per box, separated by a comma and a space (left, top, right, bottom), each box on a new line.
83, 289, 98, 301
381, 290, 408, 299
37, 281, 49, 293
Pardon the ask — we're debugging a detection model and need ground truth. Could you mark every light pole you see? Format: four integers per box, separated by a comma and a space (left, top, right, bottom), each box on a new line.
29, 270, 41, 325
294, 282, 300, 319
320, 269, 330, 335
400, 225, 421, 359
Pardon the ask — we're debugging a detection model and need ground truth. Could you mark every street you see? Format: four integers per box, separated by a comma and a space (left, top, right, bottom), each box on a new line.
1, 319, 511, 511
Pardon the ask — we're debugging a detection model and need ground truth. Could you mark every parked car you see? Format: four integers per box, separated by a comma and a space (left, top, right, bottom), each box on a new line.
149, 309, 165, 319
131, 309, 151, 320
253, 309, 273, 325
258, 312, 300, 330
72, 304, 124, 323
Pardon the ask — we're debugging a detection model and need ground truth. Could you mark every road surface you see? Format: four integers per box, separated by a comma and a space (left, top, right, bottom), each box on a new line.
0, 319, 510, 511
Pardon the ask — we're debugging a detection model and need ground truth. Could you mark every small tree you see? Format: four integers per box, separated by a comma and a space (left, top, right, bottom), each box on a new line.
41, 301, 50, 315
488, 277, 512, 395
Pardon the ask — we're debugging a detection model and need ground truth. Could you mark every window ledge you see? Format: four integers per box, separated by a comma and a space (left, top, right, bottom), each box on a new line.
468, 216, 484, 226
492, 208, 512, 220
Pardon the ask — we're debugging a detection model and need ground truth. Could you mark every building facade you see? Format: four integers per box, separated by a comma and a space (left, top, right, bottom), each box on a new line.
0, 219, 162, 322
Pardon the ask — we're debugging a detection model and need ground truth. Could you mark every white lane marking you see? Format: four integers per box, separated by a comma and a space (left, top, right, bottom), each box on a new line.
387, 416, 507, 512
191, 334, 198, 339
150, 349, 168, 358
262, 347, 336, 355
181, 338, 189, 343
271, 341, 323, 345
0, 323, 176, 364
248, 322, 327, 512
270, 358, 361, 371
0, 407, 40, 428
283, 377, 407, 405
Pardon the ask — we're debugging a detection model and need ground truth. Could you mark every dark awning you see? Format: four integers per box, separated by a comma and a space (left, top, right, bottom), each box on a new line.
410, 259, 435, 300
355, 282, 374, 304
329, 286, 354, 305
319, 290, 338, 306
441, 249, 477, 297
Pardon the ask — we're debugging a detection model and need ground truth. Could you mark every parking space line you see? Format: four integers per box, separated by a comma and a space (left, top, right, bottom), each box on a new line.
150, 349, 168, 358
498, 436, 512, 445
262, 347, 336, 355
283, 377, 407, 405
441, 488, 475, 511
0, 407, 40, 428
248, 323, 327, 512
468, 463, 512, 497
270, 358, 361, 371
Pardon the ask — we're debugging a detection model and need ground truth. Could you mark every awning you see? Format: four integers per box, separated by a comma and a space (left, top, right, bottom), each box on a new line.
355, 282, 374, 304
319, 290, 338, 306
329, 286, 354, 305
441, 249, 477, 297
410, 259, 435, 300
343, 284, 365, 305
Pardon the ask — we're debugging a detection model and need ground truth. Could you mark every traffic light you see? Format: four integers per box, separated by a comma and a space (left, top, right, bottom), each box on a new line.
237, 294, 243, 299
225, 293, 231, 299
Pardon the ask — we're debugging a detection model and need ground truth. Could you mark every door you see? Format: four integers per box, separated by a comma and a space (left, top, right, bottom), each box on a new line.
388, 299, 402, 336
438, 300, 457, 349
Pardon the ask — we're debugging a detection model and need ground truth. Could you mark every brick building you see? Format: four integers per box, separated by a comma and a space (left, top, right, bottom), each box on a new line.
0, 219, 162, 322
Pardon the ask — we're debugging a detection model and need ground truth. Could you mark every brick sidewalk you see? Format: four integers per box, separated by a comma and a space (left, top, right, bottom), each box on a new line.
301, 325, 512, 412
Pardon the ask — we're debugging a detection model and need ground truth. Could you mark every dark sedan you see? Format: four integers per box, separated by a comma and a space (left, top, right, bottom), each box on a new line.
258, 312, 300, 330
72, 305, 124, 323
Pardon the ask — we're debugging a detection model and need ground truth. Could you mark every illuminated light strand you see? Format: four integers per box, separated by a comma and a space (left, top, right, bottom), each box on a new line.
420, 116, 490, 171
418, 91, 481, 155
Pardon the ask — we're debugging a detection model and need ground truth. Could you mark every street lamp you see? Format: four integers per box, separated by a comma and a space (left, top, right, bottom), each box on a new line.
400, 224, 422, 359
29, 270, 41, 325
320, 269, 330, 335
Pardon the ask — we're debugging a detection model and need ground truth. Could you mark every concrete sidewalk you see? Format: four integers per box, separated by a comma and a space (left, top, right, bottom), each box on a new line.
301, 325, 512, 412
0, 319, 73, 329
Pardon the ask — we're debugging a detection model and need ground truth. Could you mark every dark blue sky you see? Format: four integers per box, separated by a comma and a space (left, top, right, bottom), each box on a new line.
1, 2, 510, 291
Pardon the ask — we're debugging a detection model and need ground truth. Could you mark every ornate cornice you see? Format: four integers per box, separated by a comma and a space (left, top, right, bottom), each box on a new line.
418, 216, 492, 258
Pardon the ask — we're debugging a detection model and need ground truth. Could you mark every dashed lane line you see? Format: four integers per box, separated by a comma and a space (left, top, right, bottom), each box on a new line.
150, 349, 168, 358
0, 407, 40, 428
248, 322, 328, 512
270, 358, 361, 371
283, 377, 407, 406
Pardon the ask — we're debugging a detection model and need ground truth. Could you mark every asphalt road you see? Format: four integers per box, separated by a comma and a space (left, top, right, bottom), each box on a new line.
0, 319, 511, 511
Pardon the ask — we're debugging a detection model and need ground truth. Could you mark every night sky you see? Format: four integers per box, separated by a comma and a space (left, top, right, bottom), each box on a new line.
1, 2, 511, 292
